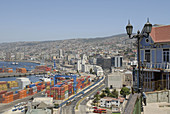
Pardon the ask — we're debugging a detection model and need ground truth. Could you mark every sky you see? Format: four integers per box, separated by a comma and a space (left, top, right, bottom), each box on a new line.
0, 0, 170, 43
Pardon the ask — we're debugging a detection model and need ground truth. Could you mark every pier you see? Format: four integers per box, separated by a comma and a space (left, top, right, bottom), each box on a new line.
0, 72, 47, 78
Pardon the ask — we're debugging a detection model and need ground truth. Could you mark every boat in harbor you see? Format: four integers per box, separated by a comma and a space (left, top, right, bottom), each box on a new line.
35, 74, 44, 77
39, 77, 51, 82
11, 62, 19, 65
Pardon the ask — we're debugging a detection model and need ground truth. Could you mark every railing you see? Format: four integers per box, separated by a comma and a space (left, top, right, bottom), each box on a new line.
123, 93, 141, 114
144, 62, 170, 70
143, 79, 170, 92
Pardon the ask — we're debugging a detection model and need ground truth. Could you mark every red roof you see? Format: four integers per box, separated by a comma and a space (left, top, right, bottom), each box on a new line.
150, 25, 170, 43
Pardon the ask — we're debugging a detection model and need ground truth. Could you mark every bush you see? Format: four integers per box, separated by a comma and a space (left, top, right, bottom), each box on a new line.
120, 87, 130, 98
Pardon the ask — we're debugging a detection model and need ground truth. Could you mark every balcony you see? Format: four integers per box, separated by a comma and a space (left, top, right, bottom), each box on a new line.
143, 62, 170, 70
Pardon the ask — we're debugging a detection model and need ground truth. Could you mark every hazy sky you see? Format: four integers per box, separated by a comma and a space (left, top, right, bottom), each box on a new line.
0, 0, 170, 42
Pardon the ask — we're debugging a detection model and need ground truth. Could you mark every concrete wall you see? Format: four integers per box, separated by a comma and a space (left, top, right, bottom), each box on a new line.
146, 90, 170, 103
107, 72, 123, 89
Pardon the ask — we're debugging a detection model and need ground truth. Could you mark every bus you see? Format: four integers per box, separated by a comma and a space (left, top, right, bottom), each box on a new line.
93, 108, 107, 113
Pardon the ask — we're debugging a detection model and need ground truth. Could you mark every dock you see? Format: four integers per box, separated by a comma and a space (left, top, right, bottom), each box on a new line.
0, 72, 47, 78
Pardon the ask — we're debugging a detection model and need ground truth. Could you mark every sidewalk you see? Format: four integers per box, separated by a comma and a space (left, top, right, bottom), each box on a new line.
143, 102, 170, 114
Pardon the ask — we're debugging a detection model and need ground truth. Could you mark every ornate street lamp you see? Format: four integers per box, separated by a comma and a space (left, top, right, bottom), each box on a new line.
144, 19, 152, 34
126, 18, 152, 89
126, 20, 133, 38
126, 18, 152, 112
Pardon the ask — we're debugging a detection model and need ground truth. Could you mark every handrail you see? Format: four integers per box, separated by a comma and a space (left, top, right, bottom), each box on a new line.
144, 63, 170, 70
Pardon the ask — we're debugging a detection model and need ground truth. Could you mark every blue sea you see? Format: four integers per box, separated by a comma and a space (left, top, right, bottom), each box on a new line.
0, 61, 42, 83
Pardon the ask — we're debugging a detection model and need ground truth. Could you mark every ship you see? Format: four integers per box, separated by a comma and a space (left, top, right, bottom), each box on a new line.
11, 62, 19, 65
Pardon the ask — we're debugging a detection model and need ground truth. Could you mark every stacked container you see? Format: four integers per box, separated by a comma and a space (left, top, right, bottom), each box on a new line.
0, 90, 7, 103
26, 88, 33, 96
1, 91, 13, 103
68, 83, 73, 97
16, 68, 27, 73
59, 87, 65, 100
18, 90, 27, 99
41, 84, 45, 90
4, 68, 13, 73
76, 79, 81, 92
37, 85, 42, 92
13, 93, 19, 100
32, 86, 37, 94
62, 84, 68, 99
51, 80, 54, 87
0, 81, 8, 91
0, 68, 4, 73
45, 82, 51, 92
50, 87, 58, 99
7, 81, 18, 89
45, 90, 50, 97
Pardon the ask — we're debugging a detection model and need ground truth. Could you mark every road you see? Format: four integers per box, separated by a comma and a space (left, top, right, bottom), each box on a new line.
78, 84, 105, 114
61, 77, 106, 114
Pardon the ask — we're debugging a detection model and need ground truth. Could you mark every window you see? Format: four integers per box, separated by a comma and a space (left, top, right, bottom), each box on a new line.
111, 57, 115, 66
110, 85, 113, 89
145, 50, 150, 62
120, 57, 123, 67
163, 49, 169, 62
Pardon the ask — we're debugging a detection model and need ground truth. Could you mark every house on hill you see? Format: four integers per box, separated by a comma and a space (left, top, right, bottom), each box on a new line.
135, 24, 170, 91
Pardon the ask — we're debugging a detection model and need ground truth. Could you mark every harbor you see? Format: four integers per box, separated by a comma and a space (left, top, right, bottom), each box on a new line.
0, 72, 46, 78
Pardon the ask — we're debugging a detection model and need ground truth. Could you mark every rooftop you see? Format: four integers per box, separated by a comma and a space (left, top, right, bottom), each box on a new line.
101, 97, 125, 103
32, 97, 53, 106
26, 109, 51, 114
150, 24, 170, 43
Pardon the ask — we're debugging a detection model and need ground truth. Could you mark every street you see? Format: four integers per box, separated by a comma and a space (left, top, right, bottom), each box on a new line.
61, 77, 106, 114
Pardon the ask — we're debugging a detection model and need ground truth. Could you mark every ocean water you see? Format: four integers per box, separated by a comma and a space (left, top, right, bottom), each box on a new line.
0, 61, 41, 82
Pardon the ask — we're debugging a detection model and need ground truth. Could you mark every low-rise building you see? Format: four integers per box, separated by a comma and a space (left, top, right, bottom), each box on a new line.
100, 97, 124, 109
107, 72, 123, 89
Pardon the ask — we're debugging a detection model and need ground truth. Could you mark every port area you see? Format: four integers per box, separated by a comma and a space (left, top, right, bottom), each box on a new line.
0, 72, 46, 78
0, 73, 97, 114
0, 90, 45, 114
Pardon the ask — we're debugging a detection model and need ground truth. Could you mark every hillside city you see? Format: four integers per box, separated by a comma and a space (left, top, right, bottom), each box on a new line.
1, 24, 170, 114
0, 1, 170, 114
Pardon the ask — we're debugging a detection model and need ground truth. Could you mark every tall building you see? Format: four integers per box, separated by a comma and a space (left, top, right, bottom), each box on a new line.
111, 56, 123, 68
76, 59, 82, 71
97, 57, 111, 70
59, 49, 63, 58
5, 52, 11, 61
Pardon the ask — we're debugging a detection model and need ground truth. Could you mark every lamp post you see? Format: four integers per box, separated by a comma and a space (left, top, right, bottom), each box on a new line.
131, 61, 137, 91
141, 60, 147, 91
126, 18, 152, 90
126, 18, 152, 112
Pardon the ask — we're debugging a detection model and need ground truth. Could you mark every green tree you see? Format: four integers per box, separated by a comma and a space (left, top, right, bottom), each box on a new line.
110, 89, 118, 98
120, 87, 130, 98
90, 68, 93, 74
105, 87, 110, 97
100, 90, 106, 98
93, 92, 100, 106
